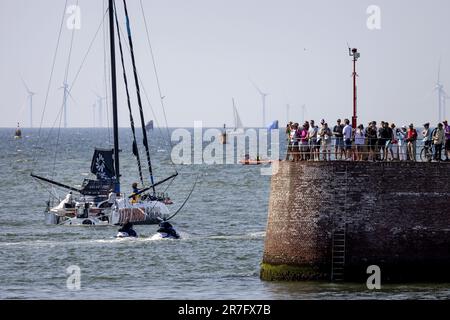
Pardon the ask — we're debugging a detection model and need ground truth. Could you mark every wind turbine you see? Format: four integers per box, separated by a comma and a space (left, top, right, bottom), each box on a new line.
251, 80, 269, 127
59, 82, 76, 128
286, 104, 290, 123
435, 61, 448, 122
94, 92, 106, 127
301, 104, 306, 124
92, 102, 96, 127
21, 77, 36, 128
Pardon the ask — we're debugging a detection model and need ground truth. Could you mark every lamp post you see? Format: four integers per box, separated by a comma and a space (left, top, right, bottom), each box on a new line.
349, 47, 360, 129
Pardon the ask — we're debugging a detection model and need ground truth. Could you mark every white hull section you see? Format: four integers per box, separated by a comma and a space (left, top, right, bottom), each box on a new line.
226, 128, 245, 136
44, 193, 170, 226
45, 212, 110, 226
112, 198, 170, 225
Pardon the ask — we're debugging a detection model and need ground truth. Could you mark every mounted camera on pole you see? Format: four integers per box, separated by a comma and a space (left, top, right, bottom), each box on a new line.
348, 46, 360, 129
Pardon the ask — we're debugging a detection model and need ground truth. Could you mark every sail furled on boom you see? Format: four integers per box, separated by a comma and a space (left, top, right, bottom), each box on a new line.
91, 148, 116, 180
122, 0, 155, 192
114, 7, 144, 185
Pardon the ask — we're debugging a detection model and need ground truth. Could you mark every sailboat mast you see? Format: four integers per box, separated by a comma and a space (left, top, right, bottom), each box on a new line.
109, 0, 120, 190
232, 98, 237, 130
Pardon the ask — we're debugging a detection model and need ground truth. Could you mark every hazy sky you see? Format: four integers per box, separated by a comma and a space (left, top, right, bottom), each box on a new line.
1, 0, 450, 128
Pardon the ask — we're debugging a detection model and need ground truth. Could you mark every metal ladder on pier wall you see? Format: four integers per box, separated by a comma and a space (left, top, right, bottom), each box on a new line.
331, 225, 346, 281
331, 168, 348, 282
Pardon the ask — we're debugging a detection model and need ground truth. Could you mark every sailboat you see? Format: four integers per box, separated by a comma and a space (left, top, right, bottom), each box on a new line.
31, 0, 178, 226
145, 120, 154, 131
14, 122, 22, 139
226, 98, 245, 136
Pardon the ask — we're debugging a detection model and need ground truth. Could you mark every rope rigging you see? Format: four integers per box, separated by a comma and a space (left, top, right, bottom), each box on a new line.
31, 0, 68, 170
121, 0, 155, 193
115, 15, 178, 176
139, 0, 173, 153
114, 7, 145, 185
166, 174, 199, 221
50, 0, 79, 186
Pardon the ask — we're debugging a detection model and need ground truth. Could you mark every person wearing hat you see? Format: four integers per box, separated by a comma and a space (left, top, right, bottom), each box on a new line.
406, 123, 418, 161
444, 120, 450, 161
432, 123, 445, 161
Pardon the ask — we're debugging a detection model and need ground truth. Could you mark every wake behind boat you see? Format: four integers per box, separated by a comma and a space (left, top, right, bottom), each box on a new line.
116, 221, 138, 238
150, 221, 180, 240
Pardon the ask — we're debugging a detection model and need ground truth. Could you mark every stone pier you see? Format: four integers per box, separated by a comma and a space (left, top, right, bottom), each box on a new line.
261, 161, 450, 282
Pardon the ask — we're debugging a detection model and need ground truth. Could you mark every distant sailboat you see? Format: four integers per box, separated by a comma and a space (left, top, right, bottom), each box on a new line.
145, 120, 154, 131
14, 122, 22, 139
220, 124, 227, 144
266, 120, 279, 130
227, 98, 244, 136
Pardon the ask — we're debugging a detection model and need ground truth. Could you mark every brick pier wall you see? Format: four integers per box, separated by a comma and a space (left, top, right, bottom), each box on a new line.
261, 161, 450, 282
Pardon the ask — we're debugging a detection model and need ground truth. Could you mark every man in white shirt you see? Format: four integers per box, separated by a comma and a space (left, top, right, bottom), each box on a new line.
342, 119, 353, 160
308, 120, 319, 161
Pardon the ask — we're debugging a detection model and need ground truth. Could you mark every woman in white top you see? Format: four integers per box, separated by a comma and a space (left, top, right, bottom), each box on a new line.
397, 126, 407, 161
354, 124, 365, 161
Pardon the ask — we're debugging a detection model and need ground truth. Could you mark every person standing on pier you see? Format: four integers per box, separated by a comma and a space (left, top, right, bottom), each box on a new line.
308, 120, 319, 161
342, 119, 353, 160
354, 124, 365, 161
397, 126, 407, 161
432, 123, 445, 161
406, 124, 418, 161
319, 122, 332, 161
444, 120, 450, 161
333, 119, 344, 160
367, 121, 378, 161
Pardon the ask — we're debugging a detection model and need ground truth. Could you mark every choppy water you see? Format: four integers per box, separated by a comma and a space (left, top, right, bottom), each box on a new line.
1, 128, 449, 299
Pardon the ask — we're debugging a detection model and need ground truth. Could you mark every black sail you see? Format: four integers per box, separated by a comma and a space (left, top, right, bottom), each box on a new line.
90, 148, 116, 180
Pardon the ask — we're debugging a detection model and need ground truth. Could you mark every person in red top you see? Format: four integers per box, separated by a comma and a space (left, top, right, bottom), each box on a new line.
406, 123, 418, 161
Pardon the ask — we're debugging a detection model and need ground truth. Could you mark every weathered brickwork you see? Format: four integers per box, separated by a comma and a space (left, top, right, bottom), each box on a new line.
261, 161, 450, 282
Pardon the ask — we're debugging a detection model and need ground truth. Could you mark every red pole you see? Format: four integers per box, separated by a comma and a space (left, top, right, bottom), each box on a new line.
352, 57, 357, 129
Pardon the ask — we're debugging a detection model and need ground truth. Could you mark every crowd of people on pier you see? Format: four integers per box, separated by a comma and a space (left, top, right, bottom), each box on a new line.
285, 118, 450, 162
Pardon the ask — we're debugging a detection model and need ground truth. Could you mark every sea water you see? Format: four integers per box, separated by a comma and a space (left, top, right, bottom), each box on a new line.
0, 128, 448, 299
